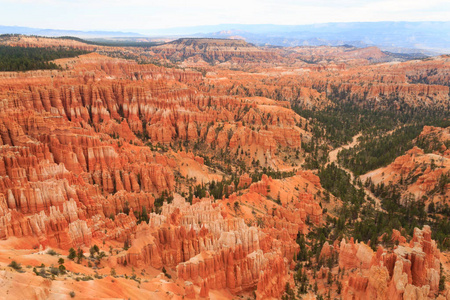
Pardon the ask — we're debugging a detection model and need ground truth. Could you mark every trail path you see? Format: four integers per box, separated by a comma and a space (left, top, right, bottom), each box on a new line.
327, 133, 362, 168
327, 133, 386, 212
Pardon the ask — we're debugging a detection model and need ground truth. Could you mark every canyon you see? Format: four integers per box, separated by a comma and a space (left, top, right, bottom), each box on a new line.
0, 35, 448, 299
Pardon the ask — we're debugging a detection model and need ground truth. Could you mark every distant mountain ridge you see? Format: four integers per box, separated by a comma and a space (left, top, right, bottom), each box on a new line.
1, 22, 449, 54
143, 22, 450, 54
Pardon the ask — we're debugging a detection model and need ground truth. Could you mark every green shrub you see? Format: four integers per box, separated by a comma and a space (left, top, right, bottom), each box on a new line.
68, 248, 76, 260
47, 249, 58, 256
8, 261, 21, 271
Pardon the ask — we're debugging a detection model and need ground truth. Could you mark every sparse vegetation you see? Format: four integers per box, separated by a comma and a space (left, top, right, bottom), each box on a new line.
68, 248, 76, 260
8, 260, 22, 271
46, 249, 58, 256
162, 266, 172, 279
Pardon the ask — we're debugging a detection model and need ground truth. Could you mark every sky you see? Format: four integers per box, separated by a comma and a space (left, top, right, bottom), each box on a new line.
1, 0, 450, 32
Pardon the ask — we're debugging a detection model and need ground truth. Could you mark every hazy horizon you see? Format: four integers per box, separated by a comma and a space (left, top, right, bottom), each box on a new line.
1, 0, 450, 32
1, 20, 449, 35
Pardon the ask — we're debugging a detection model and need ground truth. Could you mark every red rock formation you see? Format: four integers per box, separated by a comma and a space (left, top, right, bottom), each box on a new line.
391, 229, 407, 244
238, 173, 252, 189
184, 281, 196, 299
249, 175, 271, 196
338, 226, 442, 299
150, 38, 279, 64
362, 126, 450, 206
113, 196, 293, 299
0, 36, 448, 300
